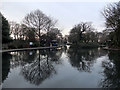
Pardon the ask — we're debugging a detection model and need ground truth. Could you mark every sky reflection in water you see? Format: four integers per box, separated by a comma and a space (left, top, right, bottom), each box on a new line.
2, 47, 120, 88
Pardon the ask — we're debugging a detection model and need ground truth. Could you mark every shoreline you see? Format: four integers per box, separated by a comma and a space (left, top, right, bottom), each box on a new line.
0, 46, 62, 53
103, 47, 120, 51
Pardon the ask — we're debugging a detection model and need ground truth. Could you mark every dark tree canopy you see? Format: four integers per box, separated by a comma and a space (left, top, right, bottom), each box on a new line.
68, 22, 95, 45
102, 2, 120, 30
2, 14, 12, 44
102, 2, 120, 47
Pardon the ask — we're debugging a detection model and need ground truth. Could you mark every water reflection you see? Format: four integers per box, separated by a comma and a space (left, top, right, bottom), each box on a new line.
21, 49, 62, 85
2, 49, 62, 86
101, 51, 120, 88
67, 47, 107, 72
2, 53, 11, 82
2, 47, 120, 88
10, 51, 37, 69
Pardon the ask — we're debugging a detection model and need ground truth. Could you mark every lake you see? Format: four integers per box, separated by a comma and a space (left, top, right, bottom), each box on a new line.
2, 46, 120, 88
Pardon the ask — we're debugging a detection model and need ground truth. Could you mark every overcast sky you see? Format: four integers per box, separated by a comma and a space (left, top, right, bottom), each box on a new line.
1, 0, 119, 35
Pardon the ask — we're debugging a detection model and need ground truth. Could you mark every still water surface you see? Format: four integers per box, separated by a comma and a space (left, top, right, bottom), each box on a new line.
2, 46, 120, 88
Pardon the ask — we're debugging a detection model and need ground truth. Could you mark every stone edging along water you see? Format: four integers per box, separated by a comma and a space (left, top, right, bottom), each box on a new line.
103, 47, 120, 51
0, 46, 62, 53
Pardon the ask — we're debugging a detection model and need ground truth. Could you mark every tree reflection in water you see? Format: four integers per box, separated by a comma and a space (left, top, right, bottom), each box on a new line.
5, 47, 119, 88
2, 49, 62, 86
101, 51, 120, 88
67, 47, 107, 72
2, 53, 11, 82
10, 50, 37, 69
21, 49, 62, 85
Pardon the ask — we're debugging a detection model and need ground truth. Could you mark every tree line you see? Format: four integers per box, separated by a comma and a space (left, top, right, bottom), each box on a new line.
1, 1, 120, 49
68, 22, 99, 48
2, 10, 64, 49
68, 1, 120, 48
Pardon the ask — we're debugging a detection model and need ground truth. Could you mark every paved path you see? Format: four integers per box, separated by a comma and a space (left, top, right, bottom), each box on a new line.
0, 46, 61, 53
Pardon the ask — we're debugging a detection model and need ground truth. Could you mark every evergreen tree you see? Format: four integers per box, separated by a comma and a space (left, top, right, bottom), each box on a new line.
2, 14, 12, 44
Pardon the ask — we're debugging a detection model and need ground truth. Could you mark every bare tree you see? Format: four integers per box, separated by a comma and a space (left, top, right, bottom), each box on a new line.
102, 2, 120, 30
23, 9, 56, 46
45, 17, 57, 33
9, 21, 20, 40
102, 2, 120, 47
20, 24, 30, 40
